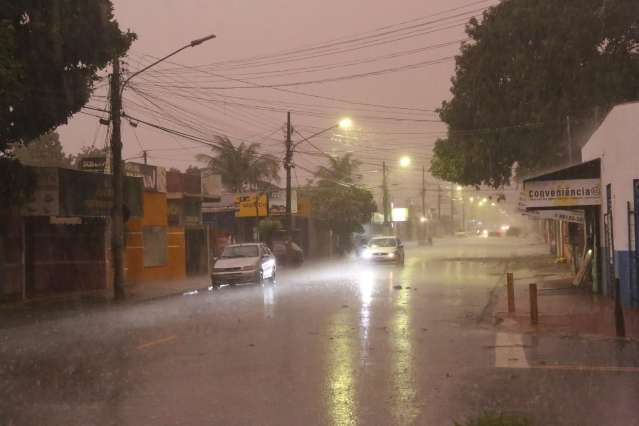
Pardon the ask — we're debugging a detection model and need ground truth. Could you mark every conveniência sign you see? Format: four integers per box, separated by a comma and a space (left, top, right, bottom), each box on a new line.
524, 179, 601, 208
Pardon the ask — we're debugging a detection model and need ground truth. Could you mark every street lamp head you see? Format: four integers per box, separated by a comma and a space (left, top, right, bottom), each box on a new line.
469, 197, 475, 203
399, 156, 412, 168
190, 34, 217, 47
456, 185, 463, 191
338, 117, 353, 130
420, 216, 427, 223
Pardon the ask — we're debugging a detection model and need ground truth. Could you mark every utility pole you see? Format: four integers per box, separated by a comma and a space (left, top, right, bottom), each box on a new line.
284, 112, 293, 235
437, 184, 442, 221
110, 57, 126, 300
566, 115, 573, 164
450, 186, 455, 233
143, 150, 148, 165
382, 161, 389, 226
421, 165, 426, 219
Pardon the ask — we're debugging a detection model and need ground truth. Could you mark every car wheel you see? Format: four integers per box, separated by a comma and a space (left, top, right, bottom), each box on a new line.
256, 269, 264, 285
269, 267, 277, 283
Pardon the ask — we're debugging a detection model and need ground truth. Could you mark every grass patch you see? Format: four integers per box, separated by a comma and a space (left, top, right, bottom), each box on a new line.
455, 414, 531, 426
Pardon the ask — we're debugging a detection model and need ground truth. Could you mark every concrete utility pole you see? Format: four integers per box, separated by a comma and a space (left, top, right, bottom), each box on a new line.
109, 57, 126, 300
437, 184, 442, 221
143, 150, 148, 165
109, 34, 216, 300
421, 165, 426, 219
566, 115, 573, 164
450, 186, 455, 232
284, 111, 293, 235
382, 161, 389, 225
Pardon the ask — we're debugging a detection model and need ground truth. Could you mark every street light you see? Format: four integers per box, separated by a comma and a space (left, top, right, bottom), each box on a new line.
285, 116, 353, 233
109, 33, 217, 300
399, 156, 412, 168
338, 117, 353, 130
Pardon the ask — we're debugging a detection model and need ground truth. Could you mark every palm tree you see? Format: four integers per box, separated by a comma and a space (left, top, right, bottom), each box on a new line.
196, 135, 280, 192
315, 153, 362, 185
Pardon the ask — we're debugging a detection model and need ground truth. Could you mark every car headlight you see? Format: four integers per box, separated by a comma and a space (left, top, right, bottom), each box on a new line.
241, 265, 255, 271
362, 249, 372, 259
387, 252, 395, 258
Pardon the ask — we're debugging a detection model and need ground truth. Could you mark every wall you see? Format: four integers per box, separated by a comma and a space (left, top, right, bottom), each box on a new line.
126, 192, 186, 284
0, 209, 24, 300
582, 101, 639, 306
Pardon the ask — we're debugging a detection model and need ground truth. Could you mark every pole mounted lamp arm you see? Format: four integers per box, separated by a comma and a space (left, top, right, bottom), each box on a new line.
121, 33, 216, 92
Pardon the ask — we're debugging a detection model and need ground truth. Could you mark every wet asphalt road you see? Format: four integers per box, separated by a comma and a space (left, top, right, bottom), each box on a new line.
1, 237, 638, 425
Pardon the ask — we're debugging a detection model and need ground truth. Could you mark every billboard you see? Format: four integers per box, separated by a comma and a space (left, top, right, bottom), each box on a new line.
523, 179, 601, 208
125, 162, 166, 193
58, 169, 143, 217
392, 208, 408, 222
79, 155, 107, 173
268, 190, 297, 216
201, 173, 222, 200
235, 193, 268, 217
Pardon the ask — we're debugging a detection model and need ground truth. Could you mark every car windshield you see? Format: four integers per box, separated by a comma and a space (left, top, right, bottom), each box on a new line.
368, 238, 397, 248
221, 245, 258, 258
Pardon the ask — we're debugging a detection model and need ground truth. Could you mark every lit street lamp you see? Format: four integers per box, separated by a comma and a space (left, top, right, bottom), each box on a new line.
109, 33, 217, 300
284, 115, 353, 234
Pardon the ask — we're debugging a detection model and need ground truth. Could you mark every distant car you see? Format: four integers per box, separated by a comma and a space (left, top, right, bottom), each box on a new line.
272, 240, 304, 266
361, 236, 405, 265
488, 230, 501, 237
455, 231, 469, 238
211, 243, 276, 286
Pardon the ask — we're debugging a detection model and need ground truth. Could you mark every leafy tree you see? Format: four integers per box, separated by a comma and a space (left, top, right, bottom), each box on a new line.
306, 154, 376, 255
431, 0, 639, 187
185, 165, 202, 175
196, 135, 280, 193
14, 131, 73, 168
0, 0, 135, 152
71, 145, 108, 169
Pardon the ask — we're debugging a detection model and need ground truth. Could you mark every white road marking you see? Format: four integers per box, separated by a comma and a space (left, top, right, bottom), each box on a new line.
494, 332, 529, 369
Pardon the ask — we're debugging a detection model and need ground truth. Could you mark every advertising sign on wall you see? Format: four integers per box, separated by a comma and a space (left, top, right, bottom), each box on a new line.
524, 209, 586, 224
235, 193, 268, 217
268, 190, 297, 216
524, 179, 601, 208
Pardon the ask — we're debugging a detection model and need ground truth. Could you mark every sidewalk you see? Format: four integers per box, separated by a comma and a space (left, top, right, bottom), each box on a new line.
0, 275, 212, 326
494, 255, 639, 341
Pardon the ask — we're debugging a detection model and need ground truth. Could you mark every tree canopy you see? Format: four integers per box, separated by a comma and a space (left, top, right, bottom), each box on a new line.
306, 154, 376, 254
14, 131, 73, 168
0, 0, 135, 152
196, 135, 280, 193
431, 0, 639, 187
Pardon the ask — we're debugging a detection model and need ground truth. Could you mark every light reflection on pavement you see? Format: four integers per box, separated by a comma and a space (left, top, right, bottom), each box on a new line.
1, 237, 638, 425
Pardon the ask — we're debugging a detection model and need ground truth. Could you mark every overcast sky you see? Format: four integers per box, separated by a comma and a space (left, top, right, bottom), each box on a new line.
57, 0, 496, 207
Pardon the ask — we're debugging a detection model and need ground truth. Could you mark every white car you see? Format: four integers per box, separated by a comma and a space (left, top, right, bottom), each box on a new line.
211, 243, 276, 286
360, 236, 405, 265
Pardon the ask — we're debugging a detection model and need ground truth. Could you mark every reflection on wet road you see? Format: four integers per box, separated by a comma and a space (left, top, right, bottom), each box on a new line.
1, 238, 638, 425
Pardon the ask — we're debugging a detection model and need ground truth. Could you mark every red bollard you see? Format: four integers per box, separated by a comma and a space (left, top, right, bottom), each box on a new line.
529, 283, 538, 325
506, 273, 515, 313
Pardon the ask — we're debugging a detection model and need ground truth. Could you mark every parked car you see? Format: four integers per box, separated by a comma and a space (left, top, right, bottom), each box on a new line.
272, 240, 304, 267
211, 243, 276, 286
360, 236, 405, 265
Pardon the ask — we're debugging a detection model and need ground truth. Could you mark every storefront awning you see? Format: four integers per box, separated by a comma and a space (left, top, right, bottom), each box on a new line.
521, 159, 601, 210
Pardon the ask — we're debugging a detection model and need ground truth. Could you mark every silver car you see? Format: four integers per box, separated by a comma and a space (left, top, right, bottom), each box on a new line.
211, 243, 276, 286
360, 236, 405, 265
